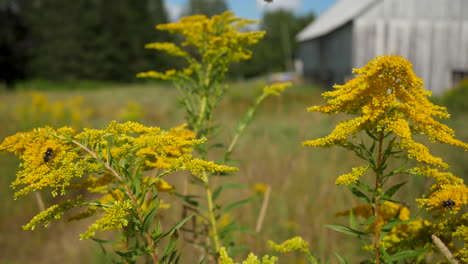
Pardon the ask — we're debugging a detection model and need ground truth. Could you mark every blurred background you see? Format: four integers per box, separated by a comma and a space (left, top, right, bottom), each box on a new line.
1, 0, 468, 263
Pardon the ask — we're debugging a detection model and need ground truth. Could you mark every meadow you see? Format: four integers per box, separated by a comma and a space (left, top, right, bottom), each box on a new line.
1, 78, 468, 263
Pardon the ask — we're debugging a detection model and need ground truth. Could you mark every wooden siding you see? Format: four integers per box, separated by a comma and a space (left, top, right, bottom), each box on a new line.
361, 0, 468, 20
298, 0, 468, 94
299, 23, 353, 88
353, 19, 468, 94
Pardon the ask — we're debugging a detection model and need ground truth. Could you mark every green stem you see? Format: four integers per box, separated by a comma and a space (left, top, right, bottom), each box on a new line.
227, 93, 267, 154
205, 179, 221, 256
194, 95, 207, 136
374, 131, 385, 264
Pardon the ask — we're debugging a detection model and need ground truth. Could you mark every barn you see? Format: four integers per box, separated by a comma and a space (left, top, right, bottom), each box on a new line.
296, 0, 468, 94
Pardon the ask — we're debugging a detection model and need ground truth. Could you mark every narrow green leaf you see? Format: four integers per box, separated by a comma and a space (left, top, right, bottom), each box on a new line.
384, 181, 407, 199
387, 249, 427, 262
365, 129, 378, 140
349, 186, 371, 204
142, 200, 160, 231
334, 253, 349, 264
355, 181, 373, 193
213, 184, 249, 201
326, 225, 369, 237
91, 237, 118, 244
114, 250, 138, 258
363, 216, 376, 226
160, 214, 194, 238
162, 231, 179, 260
219, 197, 257, 215
379, 245, 392, 263
380, 196, 403, 204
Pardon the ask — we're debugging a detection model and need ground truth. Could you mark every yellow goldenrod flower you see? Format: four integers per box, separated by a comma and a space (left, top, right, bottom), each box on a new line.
268, 236, 310, 253
303, 55, 468, 168
80, 200, 133, 240
335, 165, 369, 185
156, 179, 175, 192
219, 247, 278, 264
263, 82, 291, 96
23, 198, 79, 230
336, 201, 410, 224
253, 183, 268, 195
138, 11, 265, 85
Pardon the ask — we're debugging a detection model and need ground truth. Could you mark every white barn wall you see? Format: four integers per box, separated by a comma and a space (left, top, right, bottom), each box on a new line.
352, 0, 468, 94
298, 0, 468, 94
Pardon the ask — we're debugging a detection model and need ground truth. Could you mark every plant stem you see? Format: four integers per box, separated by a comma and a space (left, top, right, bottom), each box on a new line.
227, 93, 267, 154
194, 96, 208, 136
205, 180, 221, 256
71, 139, 159, 264
374, 131, 385, 264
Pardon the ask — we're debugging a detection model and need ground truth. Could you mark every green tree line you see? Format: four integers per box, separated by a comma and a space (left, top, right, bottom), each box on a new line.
0, 0, 313, 88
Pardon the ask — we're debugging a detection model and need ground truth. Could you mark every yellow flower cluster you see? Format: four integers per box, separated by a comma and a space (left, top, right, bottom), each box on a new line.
0, 126, 102, 198
407, 166, 468, 214
2, 121, 237, 240
263, 82, 291, 96
23, 198, 79, 230
80, 200, 133, 239
268, 236, 310, 253
335, 201, 410, 225
337, 202, 432, 253
303, 55, 468, 168
364, 219, 432, 254
219, 247, 278, 264
137, 11, 265, 81
335, 165, 368, 185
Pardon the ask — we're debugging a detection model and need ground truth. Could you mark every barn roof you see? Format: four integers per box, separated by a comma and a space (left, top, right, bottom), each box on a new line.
297, 0, 377, 42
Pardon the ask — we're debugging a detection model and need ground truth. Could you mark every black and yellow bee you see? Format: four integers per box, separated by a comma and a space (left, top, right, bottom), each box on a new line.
442, 199, 455, 209
43, 148, 53, 163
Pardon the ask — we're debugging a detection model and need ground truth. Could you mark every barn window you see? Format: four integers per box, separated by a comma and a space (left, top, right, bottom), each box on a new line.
452, 70, 468, 87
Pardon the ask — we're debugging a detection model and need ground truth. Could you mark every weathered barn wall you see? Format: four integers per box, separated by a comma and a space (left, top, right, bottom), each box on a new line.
299, 23, 353, 88
353, 0, 468, 94
298, 0, 468, 94
362, 0, 468, 20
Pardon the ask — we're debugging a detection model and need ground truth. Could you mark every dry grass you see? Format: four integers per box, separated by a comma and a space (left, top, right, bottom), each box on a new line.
0, 80, 467, 263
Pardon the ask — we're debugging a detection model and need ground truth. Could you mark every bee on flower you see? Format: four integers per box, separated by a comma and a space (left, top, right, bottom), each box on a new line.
442, 199, 455, 209
43, 147, 54, 163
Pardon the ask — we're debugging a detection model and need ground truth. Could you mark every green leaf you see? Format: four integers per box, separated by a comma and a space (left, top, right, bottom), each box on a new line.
349, 185, 371, 204
379, 245, 392, 263
365, 129, 378, 140
212, 184, 249, 201
157, 214, 193, 242
384, 181, 407, 199
142, 200, 160, 231
175, 193, 202, 208
387, 249, 428, 262
380, 196, 403, 204
355, 180, 373, 193
91, 237, 118, 244
326, 225, 369, 237
219, 197, 258, 215
161, 231, 179, 260
363, 216, 376, 225
114, 250, 138, 258
334, 253, 349, 264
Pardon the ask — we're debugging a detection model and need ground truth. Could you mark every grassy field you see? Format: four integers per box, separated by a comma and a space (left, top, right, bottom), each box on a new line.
1, 79, 468, 263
